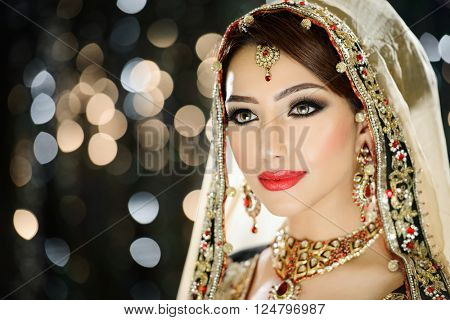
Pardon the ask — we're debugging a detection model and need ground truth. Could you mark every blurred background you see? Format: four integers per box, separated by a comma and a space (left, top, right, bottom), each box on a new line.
1, 0, 449, 299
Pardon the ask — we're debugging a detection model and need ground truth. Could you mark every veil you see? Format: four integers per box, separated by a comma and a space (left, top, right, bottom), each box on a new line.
177, 0, 450, 300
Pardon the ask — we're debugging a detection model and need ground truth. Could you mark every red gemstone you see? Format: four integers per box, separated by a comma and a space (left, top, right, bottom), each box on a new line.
200, 285, 207, 294
397, 153, 405, 161
262, 49, 269, 56
407, 227, 414, 234
384, 98, 389, 105
276, 281, 288, 296
426, 286, 434, 293
251, 226, 257, 233
330, 25, 337, 31
362, 69, 368, 76
364, 184, 371, 198
360, 215, 366, 222
300, 1, 306, 5
357, 54, 363, 61
265, 74, 271, 81
392, 140, 398, 148
244, 196, 251, 208
386, 189, 393, 198
406, 241, 414, 249
205, 230, 210, 235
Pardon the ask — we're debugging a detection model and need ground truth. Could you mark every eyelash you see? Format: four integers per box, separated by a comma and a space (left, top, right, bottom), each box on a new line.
226, 97, 326, 126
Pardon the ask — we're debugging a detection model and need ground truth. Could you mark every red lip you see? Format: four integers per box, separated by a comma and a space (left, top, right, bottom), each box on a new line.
257, 170, 307, 191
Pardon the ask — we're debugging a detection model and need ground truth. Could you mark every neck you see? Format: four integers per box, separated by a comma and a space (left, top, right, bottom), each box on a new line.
284, 181, 364, 241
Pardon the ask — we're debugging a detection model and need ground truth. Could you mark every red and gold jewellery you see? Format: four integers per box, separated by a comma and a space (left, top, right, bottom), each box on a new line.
269, 215, 384, 299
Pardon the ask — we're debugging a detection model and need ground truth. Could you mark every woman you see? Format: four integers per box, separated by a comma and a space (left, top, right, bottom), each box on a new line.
177, 0, 450, 300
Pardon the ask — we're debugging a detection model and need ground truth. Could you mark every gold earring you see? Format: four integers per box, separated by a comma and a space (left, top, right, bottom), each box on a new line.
352, 145, 376, 223
256, 44, 280, 82
242, 182, 261, 233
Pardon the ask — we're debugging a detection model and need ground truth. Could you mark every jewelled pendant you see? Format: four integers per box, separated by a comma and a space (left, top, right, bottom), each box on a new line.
255, 44, 280, 82
269, 278, 301, 300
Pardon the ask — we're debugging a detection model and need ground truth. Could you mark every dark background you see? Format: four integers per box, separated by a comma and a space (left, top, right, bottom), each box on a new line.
1, 0, 449, 299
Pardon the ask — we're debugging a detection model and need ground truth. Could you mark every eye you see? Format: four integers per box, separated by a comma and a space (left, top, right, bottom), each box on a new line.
288, 99, 324, 118
227, 108, 258, 125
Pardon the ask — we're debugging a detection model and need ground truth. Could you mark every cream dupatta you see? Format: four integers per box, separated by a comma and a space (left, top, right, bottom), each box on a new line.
177, 0, 450, 300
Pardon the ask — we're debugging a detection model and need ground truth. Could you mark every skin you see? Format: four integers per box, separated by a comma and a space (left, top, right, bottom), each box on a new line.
224, 43, 405, 299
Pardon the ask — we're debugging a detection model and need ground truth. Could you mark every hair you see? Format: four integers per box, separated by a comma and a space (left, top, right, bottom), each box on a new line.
218, 10, 363, 113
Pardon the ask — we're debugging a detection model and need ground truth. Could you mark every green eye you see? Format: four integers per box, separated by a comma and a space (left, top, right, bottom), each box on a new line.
288, 100, 324, 118
230, 109, 258, 125
290, 104, 316, 116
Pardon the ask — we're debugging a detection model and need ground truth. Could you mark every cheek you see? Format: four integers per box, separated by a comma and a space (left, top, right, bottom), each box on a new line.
227, 128, 259, 173
303, 116, 355, 171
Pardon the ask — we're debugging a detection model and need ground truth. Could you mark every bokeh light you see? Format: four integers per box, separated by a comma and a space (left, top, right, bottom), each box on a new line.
31, 70, 56, 98
30, 93, 55, 125
420, 32, 440, 62
174, 105, 205, 137
133, 89, 164, 117
57, 0, 83, 19
34, 132, 58, 164
129, 238, 161, 268
45, 238, 70, 267
98, 109, 128, 140
138, 118, 169, 151
13, 209, 39, 240
146, 18, 178, 48
57, 120, 84, 152
117, 0, 147, 14
51, 32, 79, 62
88, 133, 118, 166
158, 71, 174, 100
76, 43, 104, 71
10, 155, 32, 187
128, 191, 159, 224
439, 35, 450, 63
86, 93, 115, 125
182, 190, 201, 221
195, 33, 222, 60
110, 16, 140, 52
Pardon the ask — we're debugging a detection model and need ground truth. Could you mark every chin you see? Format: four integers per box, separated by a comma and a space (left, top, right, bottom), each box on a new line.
262, 197, 311, 218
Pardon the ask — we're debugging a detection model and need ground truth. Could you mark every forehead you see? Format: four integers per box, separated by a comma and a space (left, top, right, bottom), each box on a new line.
224, 43, 323, 99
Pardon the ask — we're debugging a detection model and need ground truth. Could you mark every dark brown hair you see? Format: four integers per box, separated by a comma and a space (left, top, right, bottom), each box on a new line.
218, 9, 362, 112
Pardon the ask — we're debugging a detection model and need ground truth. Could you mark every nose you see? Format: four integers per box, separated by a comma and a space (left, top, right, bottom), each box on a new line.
262, 125, 288, 166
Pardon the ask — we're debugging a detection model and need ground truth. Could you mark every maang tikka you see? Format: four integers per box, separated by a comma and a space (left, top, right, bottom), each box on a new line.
256, 44, 280, 82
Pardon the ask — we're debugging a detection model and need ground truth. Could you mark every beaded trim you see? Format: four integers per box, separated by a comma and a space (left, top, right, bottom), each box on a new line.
189, 0, 450, 299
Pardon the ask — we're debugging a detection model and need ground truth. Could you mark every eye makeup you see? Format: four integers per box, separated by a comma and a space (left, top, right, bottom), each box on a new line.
226, 95, 328, 125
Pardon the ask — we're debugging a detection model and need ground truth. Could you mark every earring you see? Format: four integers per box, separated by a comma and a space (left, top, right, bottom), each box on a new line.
242, 182, 261, 233
355, 112, 365, 123
352, 145, 376, 223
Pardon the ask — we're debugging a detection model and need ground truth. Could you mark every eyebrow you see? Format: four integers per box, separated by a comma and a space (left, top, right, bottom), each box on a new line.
275, 83, 326, 101
225, 83, 326, 104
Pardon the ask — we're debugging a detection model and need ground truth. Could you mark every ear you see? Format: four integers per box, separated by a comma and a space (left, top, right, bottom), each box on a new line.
354, 115, 375, 157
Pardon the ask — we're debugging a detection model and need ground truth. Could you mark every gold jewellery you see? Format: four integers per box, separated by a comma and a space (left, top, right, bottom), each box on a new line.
269, 215, 383, 300
242, 182, 261, 233
256, 44, 280, 82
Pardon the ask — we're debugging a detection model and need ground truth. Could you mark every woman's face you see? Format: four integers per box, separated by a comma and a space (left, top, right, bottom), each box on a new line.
224, 43, 369, 217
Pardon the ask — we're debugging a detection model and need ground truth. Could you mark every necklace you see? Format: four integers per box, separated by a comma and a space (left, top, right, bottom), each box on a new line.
269, 215, 384, 299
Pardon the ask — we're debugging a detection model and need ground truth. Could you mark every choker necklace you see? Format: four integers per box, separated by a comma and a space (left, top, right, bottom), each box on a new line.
269, 215, 383, 299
